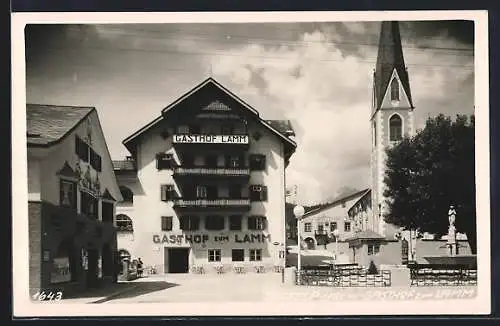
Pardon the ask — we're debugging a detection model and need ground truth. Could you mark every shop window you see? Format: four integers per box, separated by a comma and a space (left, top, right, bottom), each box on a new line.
304, 222, 312, 232
161, 216, 173, 231
229, 215, 242, 231
344, 222, 351, 232
368, 244, 380, 256
249, 185, 267, 201
116, 214, 133, 232
205, 215, 225, 231
248, 216, 267, 231
249, 154, 266, 171
232, 249, 244, 262
119, 186, 133, 203
80, 191, 98, 220
208, 249, 221, 262
160, 184, 176, 201
249, 249, 262, 262
60, 179, 77, 210
330, 222, 337, 232
179, 216, 200, 231
51, 238, 74, 284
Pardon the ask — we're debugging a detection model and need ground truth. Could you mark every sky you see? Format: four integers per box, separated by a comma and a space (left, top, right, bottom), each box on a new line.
24, 20, 475, 205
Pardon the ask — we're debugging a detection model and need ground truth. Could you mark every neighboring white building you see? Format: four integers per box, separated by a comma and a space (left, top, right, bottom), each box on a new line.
113, 78, 297, 274
298, 189, 370, 249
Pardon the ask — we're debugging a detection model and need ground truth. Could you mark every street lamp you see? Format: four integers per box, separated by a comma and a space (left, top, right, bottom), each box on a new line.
332, 228, 340, 263
293, 205, 305, 285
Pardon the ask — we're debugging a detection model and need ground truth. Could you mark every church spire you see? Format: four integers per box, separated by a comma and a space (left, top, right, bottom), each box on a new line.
373, 21, 414, 111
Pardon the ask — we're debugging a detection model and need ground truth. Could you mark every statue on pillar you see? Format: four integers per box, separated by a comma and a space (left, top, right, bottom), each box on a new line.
447, 205, 457, 256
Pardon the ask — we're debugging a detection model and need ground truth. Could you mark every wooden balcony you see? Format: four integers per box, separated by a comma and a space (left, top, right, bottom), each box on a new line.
173, 198, 251, 212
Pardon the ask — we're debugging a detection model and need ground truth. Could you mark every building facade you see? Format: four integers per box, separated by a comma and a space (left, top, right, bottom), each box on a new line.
27, 104, 123, 296
113, 78, 297, 274
298, 189, 370, 250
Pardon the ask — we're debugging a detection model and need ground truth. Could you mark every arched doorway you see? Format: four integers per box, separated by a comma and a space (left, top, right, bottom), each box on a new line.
51, 237, 76, 283
118, 249, 131, 275
304, 237, 316, 250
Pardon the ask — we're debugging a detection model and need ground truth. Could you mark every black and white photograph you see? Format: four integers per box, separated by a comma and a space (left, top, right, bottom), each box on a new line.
12, 11, 490, 316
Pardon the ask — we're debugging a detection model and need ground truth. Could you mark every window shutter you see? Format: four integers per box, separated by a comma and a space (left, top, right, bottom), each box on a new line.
161, 185, 167, 201
261, 186, 268, 201
262, 217, 268, 230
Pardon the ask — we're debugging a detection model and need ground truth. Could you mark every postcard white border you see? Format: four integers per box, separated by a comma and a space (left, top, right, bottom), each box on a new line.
12, 10, 490, 317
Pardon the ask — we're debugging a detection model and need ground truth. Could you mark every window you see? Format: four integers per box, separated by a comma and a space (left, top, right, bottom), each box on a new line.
249, 185, 268, 201
390, 77, 400, 102
182, 153, 194, 167
177, 125, 189, 134
101, 201, 114, 223
51, 238, 74, 284
227, 155, 243, 168
75, 136, 89, 162
89, 148, 102, 172
116, 214, 133, 232
161, 185, 176, 201
330, 222, 338, 232
229, 184, 241, 198
208, 249, 221, 262
161, 216, 173, 231
304, 223, 312, 232
389, 114, 403, 142
317, 224, 324, 232
205, 215, 225, 231
221, 125, 233, 135
196, 185, 207, 199
60, 179, 77, 209
368, 244, 380, 256
344, 222, 351, 232
119, 186, 133, 203
80, 191, 98, 219
205, 154, 218, 168
229, 215, 242, 231
248, 216, 266, 231
190, 125, 201, 134
156, 153, 174, 170
249, 249, 262, 262
249, 154, 266, 171
179, 216, 200, 231
232, 249, 244, 262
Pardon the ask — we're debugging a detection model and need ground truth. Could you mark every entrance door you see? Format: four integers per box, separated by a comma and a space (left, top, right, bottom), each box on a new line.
165, 248, 190, 273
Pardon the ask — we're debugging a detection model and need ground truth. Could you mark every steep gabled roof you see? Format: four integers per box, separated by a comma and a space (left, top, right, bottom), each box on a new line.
302, 188, 370, 218
27, 104, 94, 147
122, 77, 297, 158
374, 21, 414, 111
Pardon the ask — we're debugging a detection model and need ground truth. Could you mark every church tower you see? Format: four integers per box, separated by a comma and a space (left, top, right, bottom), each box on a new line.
370, 21, 415, 238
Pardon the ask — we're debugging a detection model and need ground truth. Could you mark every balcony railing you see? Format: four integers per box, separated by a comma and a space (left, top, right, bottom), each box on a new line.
173, 198, 251, 210
172, 134, 249, 145
173, 167, 250, 177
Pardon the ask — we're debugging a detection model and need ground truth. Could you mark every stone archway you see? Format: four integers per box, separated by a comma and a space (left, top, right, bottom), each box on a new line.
304, 237, 316, 250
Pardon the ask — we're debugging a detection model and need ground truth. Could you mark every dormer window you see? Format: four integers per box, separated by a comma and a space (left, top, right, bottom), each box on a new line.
390, 77, 400, 102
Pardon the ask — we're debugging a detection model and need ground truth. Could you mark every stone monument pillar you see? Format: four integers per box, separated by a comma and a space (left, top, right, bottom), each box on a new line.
447, 205, 457, 256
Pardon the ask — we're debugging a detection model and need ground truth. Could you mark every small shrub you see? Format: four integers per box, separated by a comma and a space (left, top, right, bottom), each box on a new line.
368, 260, 378, 275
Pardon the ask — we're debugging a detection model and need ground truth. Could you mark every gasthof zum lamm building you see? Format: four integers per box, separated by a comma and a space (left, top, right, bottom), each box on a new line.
113, 78, 297, 275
